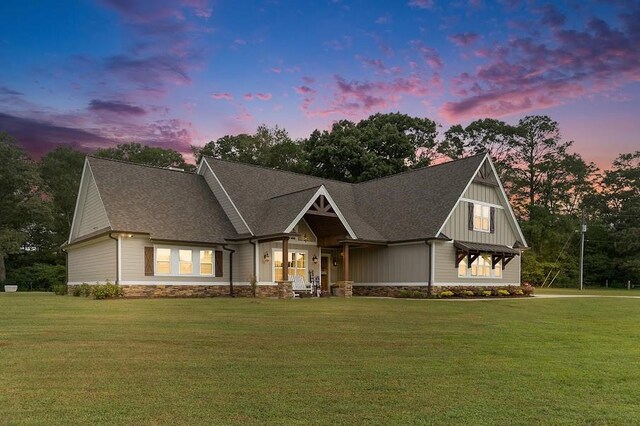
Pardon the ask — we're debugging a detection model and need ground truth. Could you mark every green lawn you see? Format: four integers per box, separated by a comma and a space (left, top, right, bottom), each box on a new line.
1, 294, 640, 425
536, 287, 640, 296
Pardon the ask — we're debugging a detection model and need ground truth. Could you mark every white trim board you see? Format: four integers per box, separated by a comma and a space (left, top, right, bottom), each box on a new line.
459, 198, 504, 210
284, 185, 357, 239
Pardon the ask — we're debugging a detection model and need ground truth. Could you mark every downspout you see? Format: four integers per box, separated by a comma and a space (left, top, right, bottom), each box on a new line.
249, 239, 257, 283
223, 245, 236, 297
108, 233, 119, 284
61, 246, 68, 285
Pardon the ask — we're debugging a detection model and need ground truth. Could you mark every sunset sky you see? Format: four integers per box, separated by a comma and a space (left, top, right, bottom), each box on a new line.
1, 0, 638, 168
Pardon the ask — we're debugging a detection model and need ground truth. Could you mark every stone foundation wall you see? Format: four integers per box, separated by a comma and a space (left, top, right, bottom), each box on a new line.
353, 285, 431, 298
66, 284, 279, 298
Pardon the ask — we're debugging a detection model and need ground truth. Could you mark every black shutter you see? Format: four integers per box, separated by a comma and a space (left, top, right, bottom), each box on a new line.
490, 207, 495, 233
144, 247, 154, 276
468, 202, 474, 230
215, 250, 223, 277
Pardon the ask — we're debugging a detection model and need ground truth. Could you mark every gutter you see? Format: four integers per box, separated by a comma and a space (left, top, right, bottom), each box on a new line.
249, 239, 257, 285
108, 233, 119, 284
222, 245, 236, 297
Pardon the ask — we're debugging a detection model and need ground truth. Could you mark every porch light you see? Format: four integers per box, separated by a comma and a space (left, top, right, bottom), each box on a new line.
263, 252, 270, 262
332, 258, 337, 267
312, 254, 318, 264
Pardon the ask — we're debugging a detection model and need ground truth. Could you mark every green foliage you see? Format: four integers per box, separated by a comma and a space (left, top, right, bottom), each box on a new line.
482, 290, 492, 297
497, 289, 510, 296
95, 142, 195, 172
53, 284, 68, 295
72, 283, 92, 297
440, 290, 454, 298
91, 281, 123, 299
5, 263, 65, 291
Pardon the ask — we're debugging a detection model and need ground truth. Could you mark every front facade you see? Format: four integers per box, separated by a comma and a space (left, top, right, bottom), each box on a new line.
64, 153, 527, 297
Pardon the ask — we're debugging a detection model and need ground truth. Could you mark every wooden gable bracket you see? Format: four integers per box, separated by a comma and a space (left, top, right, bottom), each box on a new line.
307, 195, 337, 217
455, 250, 467, 268
467, 253, 480, 267
491, 254, 503, 269
502, 254, 516, 268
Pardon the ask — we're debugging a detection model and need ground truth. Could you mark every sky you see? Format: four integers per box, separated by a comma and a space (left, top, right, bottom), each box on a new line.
0, 0, 638, 168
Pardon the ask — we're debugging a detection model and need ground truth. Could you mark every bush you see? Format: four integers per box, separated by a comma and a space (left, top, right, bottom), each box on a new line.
398, 289, 411, 298
463, 290, 475, 297
5, 263, 65, 292
92, 281, 123, 300
497, 289, 510, 296
53, 284, 68, 295
72, 283, 91, 297
482, 290, 492, 297
440, 290, 454, 298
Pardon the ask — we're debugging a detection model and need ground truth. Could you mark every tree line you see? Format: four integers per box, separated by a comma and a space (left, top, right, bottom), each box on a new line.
0, 113, 638, 290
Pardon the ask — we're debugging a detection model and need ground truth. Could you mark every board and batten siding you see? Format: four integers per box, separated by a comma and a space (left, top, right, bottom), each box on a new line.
349, 243, 429, 284
434, 241, 520, 285
120, 236, 228, 283
72, 168, 109, 239
464, 182, 502, 205
442, 201, 517, 246
200, 160, 251, 235
67, 237, 116, 283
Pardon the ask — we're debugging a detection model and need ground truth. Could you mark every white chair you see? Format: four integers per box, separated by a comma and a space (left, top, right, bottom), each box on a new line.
291, 275, 311, 296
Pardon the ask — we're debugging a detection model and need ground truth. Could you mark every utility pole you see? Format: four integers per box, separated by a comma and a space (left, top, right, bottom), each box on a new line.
579, 215, 587, 291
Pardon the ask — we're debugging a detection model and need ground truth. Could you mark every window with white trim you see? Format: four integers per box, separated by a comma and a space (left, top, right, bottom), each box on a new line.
156, 248, 171, 274
179, 250, 193, 274
458, 254, 502, 278
273, 250, 307, 281
200, 250, 213, 275
473, 204, 491, 232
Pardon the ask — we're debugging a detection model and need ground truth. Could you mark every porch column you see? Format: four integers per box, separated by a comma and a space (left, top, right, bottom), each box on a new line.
276, 237, 293, 299
282, 237, 289, 280
337, 242, 353, 298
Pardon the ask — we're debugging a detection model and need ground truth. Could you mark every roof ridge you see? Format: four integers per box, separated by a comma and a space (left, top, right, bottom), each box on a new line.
87, 155, 196, 174
355, 153, 487, 185
268, 185, 322, 200
203, 156, 353, 185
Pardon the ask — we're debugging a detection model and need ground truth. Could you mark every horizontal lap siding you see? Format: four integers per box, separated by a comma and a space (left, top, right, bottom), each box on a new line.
233, 243, 254, 283
434, 241, 520, 285
349, 243, 428, 284
67, 237, 116, 283
121, 236, 227, 283
201, 163, 250, 235
76, 173, 109, 238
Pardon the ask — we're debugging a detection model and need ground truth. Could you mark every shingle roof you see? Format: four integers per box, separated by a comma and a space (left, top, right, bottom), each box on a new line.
87, 157, 237, 244
204, 154, 486, 242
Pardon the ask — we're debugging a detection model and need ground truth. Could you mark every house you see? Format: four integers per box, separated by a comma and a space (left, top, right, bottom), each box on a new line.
63, 153, 527, 297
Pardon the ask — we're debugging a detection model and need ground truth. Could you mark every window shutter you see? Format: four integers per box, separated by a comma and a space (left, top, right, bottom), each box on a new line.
144, 247, 154, 276
468, 202, 474, 231
215, 250, 223, 277
490, 207, 496, 233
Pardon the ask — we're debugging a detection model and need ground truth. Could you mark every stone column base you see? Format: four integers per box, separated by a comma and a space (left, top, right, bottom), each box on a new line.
276, 280, 293, 299
337, 281, 353, 298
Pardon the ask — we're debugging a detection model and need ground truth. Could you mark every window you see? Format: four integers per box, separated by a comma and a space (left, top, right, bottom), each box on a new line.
200, 250, 213, 275
273, 250, 307, 281
179, 249, 193, 275
156, 248, 171, 274
458, 254, 502, 278
473, 204, 491, 232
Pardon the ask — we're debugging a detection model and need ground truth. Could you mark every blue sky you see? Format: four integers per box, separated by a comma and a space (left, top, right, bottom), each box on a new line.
1, 0, 638, 167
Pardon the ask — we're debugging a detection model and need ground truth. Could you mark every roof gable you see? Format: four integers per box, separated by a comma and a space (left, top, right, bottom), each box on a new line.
69, 159, 110, 242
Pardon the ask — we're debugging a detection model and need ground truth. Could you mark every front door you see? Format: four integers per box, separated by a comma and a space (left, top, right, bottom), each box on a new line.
321, 255, 330, 292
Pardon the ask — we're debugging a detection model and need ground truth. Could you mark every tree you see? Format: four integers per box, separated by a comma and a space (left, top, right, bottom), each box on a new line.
40, 146, 85, 246
0, 133, 41, 282
193, 125, 305, 171
441, 118, 518, 177
95, 143, 194, 171
304, 113, 438, 182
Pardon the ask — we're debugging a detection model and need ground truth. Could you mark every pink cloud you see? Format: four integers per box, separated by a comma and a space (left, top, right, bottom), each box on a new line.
89, 99, 147, 116
408, 0, 433, 9
410, 41, 443, 70
295, 86, 316, 95
302, 76, 316, 84
210, 92, 233, 100
440, 8, 640, 121
243, 93, 254, 100
270, 67, 282, 74
448, 32, 480, 47
255, 93, 272, 101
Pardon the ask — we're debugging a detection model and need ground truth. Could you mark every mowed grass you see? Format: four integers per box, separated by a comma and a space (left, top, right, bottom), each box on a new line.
1, 294, 640, 425
537, 287, 640, 296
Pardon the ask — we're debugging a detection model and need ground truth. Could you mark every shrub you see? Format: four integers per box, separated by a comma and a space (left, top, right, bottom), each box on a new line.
411, 290, 423, 299
497, 289, 510, 296
482, 290, 492, 297
53, 284, 68, 295
522, 284, 534, 296
6, 263, 65, 292
92, 281, 123, 300
71, 285, 82, 297
463, 290, 475, 297
398, 289, 411, 298
440, 290, 454, 298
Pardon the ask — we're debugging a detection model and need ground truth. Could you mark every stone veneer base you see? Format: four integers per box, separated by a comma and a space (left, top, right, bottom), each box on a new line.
67, 284, 279, 298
